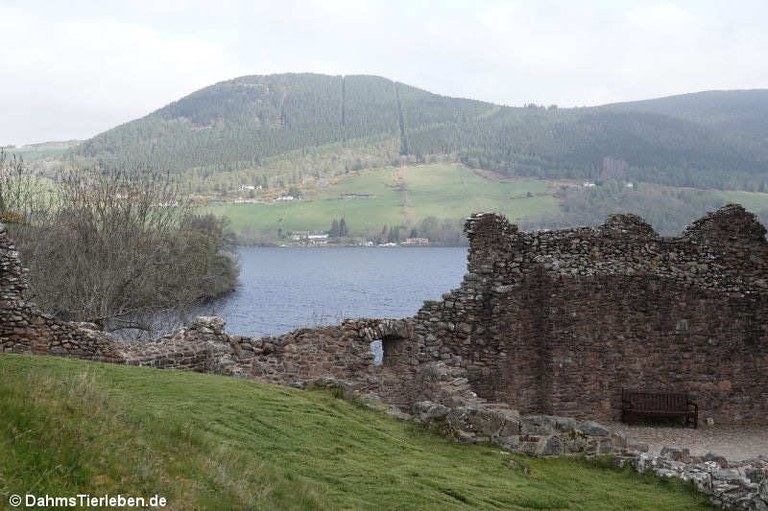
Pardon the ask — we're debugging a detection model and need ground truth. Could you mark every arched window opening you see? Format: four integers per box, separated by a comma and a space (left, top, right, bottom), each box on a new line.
369, 340, 383, 366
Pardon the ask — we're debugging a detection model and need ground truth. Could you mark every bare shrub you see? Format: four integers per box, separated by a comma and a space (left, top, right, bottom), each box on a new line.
2, 155, 238, 332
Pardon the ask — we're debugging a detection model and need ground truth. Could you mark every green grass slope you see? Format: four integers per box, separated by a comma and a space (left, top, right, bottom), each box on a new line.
0, 354, 712, 510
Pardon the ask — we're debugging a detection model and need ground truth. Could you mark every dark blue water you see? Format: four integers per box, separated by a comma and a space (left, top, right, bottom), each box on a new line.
200, 247, 468, 337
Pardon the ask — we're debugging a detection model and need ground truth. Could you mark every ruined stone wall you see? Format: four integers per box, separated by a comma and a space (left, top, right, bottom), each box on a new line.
407, 205, 768, 424
4, 219, 768, 505
0, 220, 412, 400
0, 224, 122, 362
3, 205, 767, 424
121, 317, 411, 392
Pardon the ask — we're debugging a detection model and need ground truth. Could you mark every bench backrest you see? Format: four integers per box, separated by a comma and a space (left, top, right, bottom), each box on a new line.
623, 390, 691, 410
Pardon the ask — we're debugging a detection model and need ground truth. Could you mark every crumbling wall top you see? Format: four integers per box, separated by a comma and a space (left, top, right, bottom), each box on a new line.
681, 203, 767, 244
0, 222, 27, 300
464, 213, 519, 275
599, 213, 657, 238
464, 212, 518, 240
460, 205, 768, 293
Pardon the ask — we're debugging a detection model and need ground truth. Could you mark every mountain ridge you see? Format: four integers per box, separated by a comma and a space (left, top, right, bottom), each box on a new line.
74, 73, 768, 192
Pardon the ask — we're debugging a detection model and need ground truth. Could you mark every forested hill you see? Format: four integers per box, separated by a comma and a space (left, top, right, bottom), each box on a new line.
605, 89, 768, 139
76, 74, 768, 191
77, 74, 492, 177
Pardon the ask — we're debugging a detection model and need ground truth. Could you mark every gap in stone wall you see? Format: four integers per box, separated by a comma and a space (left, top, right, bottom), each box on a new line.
381, 336, 408, 367
370, 340, 383, 365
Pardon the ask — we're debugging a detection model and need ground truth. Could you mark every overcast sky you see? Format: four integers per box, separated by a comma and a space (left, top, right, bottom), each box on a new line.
1, 0, 767, 146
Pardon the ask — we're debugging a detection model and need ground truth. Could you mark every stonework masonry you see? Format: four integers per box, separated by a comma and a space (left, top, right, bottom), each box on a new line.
413, 204, 768, 425
2, 204, 767, 427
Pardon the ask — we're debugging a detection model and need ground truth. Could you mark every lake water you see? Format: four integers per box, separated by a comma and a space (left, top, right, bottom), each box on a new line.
200, 247, 468, 337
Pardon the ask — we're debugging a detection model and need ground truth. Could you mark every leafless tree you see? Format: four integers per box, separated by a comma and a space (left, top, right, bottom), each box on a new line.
3, 156, 237, 334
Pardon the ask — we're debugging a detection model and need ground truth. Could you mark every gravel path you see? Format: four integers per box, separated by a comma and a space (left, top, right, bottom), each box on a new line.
608, 422, 768, 461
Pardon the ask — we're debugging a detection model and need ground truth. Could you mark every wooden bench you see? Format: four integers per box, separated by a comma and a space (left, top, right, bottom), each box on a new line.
621, 389, 698, 429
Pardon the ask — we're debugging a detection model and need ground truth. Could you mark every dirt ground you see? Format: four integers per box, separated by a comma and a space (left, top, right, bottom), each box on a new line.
608, 422, 768, 461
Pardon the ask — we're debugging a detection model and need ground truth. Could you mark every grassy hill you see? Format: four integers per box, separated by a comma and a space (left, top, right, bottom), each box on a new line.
12, 75, 763, 242
75, 74, 493, 185
0, 354, 713, 510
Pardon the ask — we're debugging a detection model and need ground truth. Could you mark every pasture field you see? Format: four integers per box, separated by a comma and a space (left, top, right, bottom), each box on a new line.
3, 141, 78, 162
211, 164, 558, 239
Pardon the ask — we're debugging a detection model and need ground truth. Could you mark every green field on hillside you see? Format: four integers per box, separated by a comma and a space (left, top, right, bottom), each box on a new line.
3, 141, 78, 162
211, 164, 558, 240
0, 355, 712, 510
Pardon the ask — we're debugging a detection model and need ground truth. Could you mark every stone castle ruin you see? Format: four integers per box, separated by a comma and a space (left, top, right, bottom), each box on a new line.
2, 204, 768, 426
417, 204, 768, 425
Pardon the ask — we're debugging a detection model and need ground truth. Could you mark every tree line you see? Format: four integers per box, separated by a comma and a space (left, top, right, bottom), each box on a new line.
0, 151, 238, 335
519, 180, 765, 235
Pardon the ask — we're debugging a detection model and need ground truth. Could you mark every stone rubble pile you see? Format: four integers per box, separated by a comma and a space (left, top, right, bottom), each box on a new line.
408, 361, 621, 457
616, 448, 768, 510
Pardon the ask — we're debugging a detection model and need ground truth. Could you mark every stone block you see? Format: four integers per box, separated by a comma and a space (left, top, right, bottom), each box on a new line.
518, 436, 545, 456
553, 416, 577, 432
498, 414, 521, 437
660, 446, 692, 463
445, 406, 507, 438
703, 453, 729, 468
469, 408, 507, 437
412, 401, 450, 422
577, 420, 610, 437
715, 468, 744, 483
759, 479, 768, 500
493, 434, 521, 451
542, 436, 564, 456
521, 415, 556, 435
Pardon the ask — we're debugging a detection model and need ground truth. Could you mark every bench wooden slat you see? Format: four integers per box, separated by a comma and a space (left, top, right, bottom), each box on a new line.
621, 389, 698, 429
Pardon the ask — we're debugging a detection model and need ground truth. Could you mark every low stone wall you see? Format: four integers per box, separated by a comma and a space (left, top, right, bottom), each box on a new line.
400, 360, 623, 457
118, 316, 419, 404
0, 225, 122, 363
618, 449, 768, 510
